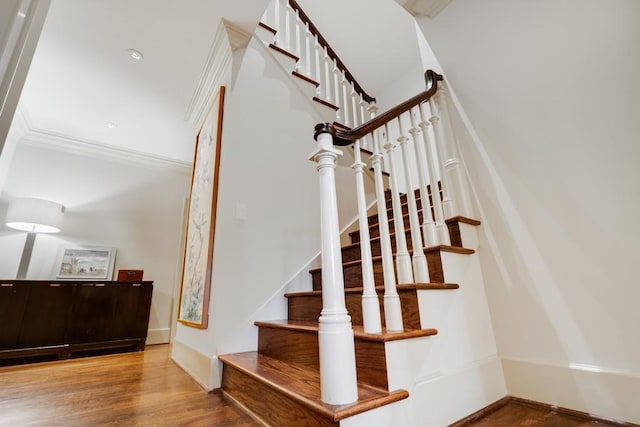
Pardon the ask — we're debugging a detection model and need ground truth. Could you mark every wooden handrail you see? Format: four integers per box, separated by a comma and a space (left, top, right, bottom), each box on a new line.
288, 0, 376, 103
314, 70, 443, 146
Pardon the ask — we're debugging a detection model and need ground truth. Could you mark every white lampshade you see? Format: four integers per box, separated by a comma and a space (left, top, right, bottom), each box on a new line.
5, 197, 65, 233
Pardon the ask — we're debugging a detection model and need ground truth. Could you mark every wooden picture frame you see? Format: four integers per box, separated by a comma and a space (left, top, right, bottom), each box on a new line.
55, 246, 117, 280
177, 86, 226, 328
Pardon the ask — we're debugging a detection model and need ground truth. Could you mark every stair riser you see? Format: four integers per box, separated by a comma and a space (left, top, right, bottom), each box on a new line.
352, 210, 427, 243
312, 251, 446, 290
312, 259, 386, 290
287, 288, 422, 329
384, 188, 442, 210
258, 326, 389, 390
221, 364, 338, 427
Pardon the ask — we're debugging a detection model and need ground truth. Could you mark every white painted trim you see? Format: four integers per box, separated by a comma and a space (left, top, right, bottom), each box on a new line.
170, 337, 218, 391
184, 20, 232, 127
20, 128, 191, 172
502, 357, 640, 424
502, 356, 640, 379
396, 0, 452, 17
146, 328, 170, 345
222, 18, 252, 52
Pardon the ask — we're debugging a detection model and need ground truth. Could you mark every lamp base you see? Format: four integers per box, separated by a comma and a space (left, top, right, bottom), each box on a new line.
16, 232, 36, 280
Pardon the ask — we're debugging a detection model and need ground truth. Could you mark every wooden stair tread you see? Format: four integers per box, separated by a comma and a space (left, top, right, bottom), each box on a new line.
446, 216, 481, 226
309, 245, 474, 274
343, 226, 478, 251
219, 351, 409, 422
255, 319, 437, 342
285, 283, 459, 298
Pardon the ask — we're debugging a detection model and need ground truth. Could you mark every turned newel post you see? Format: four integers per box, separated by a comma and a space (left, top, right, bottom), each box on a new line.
311, 123, 359, 405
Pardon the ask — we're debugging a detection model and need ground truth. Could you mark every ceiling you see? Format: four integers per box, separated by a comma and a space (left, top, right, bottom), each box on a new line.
14, 0, 425, 166
16, 0, 268, 164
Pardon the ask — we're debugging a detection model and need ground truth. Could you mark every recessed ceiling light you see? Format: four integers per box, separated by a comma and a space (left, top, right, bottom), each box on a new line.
126, 48, 144, 60
106, 122, 118, 129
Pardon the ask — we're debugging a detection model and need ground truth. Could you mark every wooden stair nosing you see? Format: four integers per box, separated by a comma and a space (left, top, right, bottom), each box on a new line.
220, 351, 409, 422
313, 96, 339, 111
445, 216, 481, 226
285, 283, 460, 298
255, 319, 437, 343
309, 246, 475, 274
258, 21, 276, 35
292, 70, 319, 87
268, 43, 300, 62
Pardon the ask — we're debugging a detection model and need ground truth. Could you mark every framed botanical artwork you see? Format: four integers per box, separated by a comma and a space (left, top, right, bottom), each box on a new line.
177, 86, 226, 328
55, 246, 117, 280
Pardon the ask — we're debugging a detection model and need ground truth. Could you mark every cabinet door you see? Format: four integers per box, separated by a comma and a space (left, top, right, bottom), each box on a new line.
111, 283, 153, 340
0, 282, 31, 350
17, 283, 76, 347
67, 284, 118, 343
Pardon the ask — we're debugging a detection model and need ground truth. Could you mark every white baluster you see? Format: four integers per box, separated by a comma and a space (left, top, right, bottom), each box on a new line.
294, 9, 301, 71
304, 23, 311, 76
350, 85, 359, 128
323, 47, 332, 102
419, 103, 450, 245
369, 105, 403, 332
397, 115, 429, 283
409, 108, 438, 247
429, 97, 455, 218
310, 127, 358, 405
359, 100, 369, 149
333, 65, 341, 121
435, 84, 474, 218
341, 74, 350, 127
314, 38, 321, 96
273, 0, 280, 45
353, 139, 382, 334
284, 2, 291, 50
383, 124, 414, 284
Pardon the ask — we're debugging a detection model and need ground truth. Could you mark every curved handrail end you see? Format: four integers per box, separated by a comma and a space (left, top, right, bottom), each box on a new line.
314, 122, 336, 141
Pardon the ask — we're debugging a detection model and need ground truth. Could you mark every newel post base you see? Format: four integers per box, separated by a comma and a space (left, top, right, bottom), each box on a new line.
311, 124, 359, 405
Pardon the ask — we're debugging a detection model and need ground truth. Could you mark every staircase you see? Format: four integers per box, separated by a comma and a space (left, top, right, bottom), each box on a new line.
216, 1, 500, 425
219, 186, 479, 426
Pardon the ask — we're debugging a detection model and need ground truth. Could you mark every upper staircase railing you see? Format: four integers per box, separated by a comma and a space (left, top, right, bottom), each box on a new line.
261, 0, 375, 128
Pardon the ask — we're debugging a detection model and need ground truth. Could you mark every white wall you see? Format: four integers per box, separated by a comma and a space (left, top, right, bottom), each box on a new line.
415, 0, 640, 422
0, 141, 190, 345
172, 35, 365, 389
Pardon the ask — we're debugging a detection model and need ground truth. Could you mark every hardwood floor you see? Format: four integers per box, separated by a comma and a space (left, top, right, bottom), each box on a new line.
452, 397, 634, 427
1, 345, 633, 426
0, 344, 257, 426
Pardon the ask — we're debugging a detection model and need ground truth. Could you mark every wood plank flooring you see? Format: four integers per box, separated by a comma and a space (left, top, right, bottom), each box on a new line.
0, 344, 256, 426
1, 344, 633, 426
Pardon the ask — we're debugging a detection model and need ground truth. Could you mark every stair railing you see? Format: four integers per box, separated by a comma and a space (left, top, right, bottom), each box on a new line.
262, 0, 375, 132
311, 69, 474, 405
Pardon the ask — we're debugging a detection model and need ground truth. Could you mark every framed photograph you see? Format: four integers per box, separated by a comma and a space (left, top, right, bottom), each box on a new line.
177, 86, 226, 328
55, 246, 117, 280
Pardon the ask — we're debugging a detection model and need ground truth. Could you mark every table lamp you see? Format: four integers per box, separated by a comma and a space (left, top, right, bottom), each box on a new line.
5, 197, 65, 279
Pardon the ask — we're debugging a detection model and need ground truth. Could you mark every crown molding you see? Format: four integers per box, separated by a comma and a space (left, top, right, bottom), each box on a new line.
222, 19, 252, 52
20, 128, 192, 173
184, 19, 233, 128
396, 0, 452, 17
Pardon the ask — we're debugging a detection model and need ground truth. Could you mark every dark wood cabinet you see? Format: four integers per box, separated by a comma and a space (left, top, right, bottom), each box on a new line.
0, 280, 153, 362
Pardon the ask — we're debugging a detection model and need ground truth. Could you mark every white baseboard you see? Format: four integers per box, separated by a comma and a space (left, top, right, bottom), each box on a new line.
502, 357, 640, 424
171, 337, 219, 391
146, 328, 170, 345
